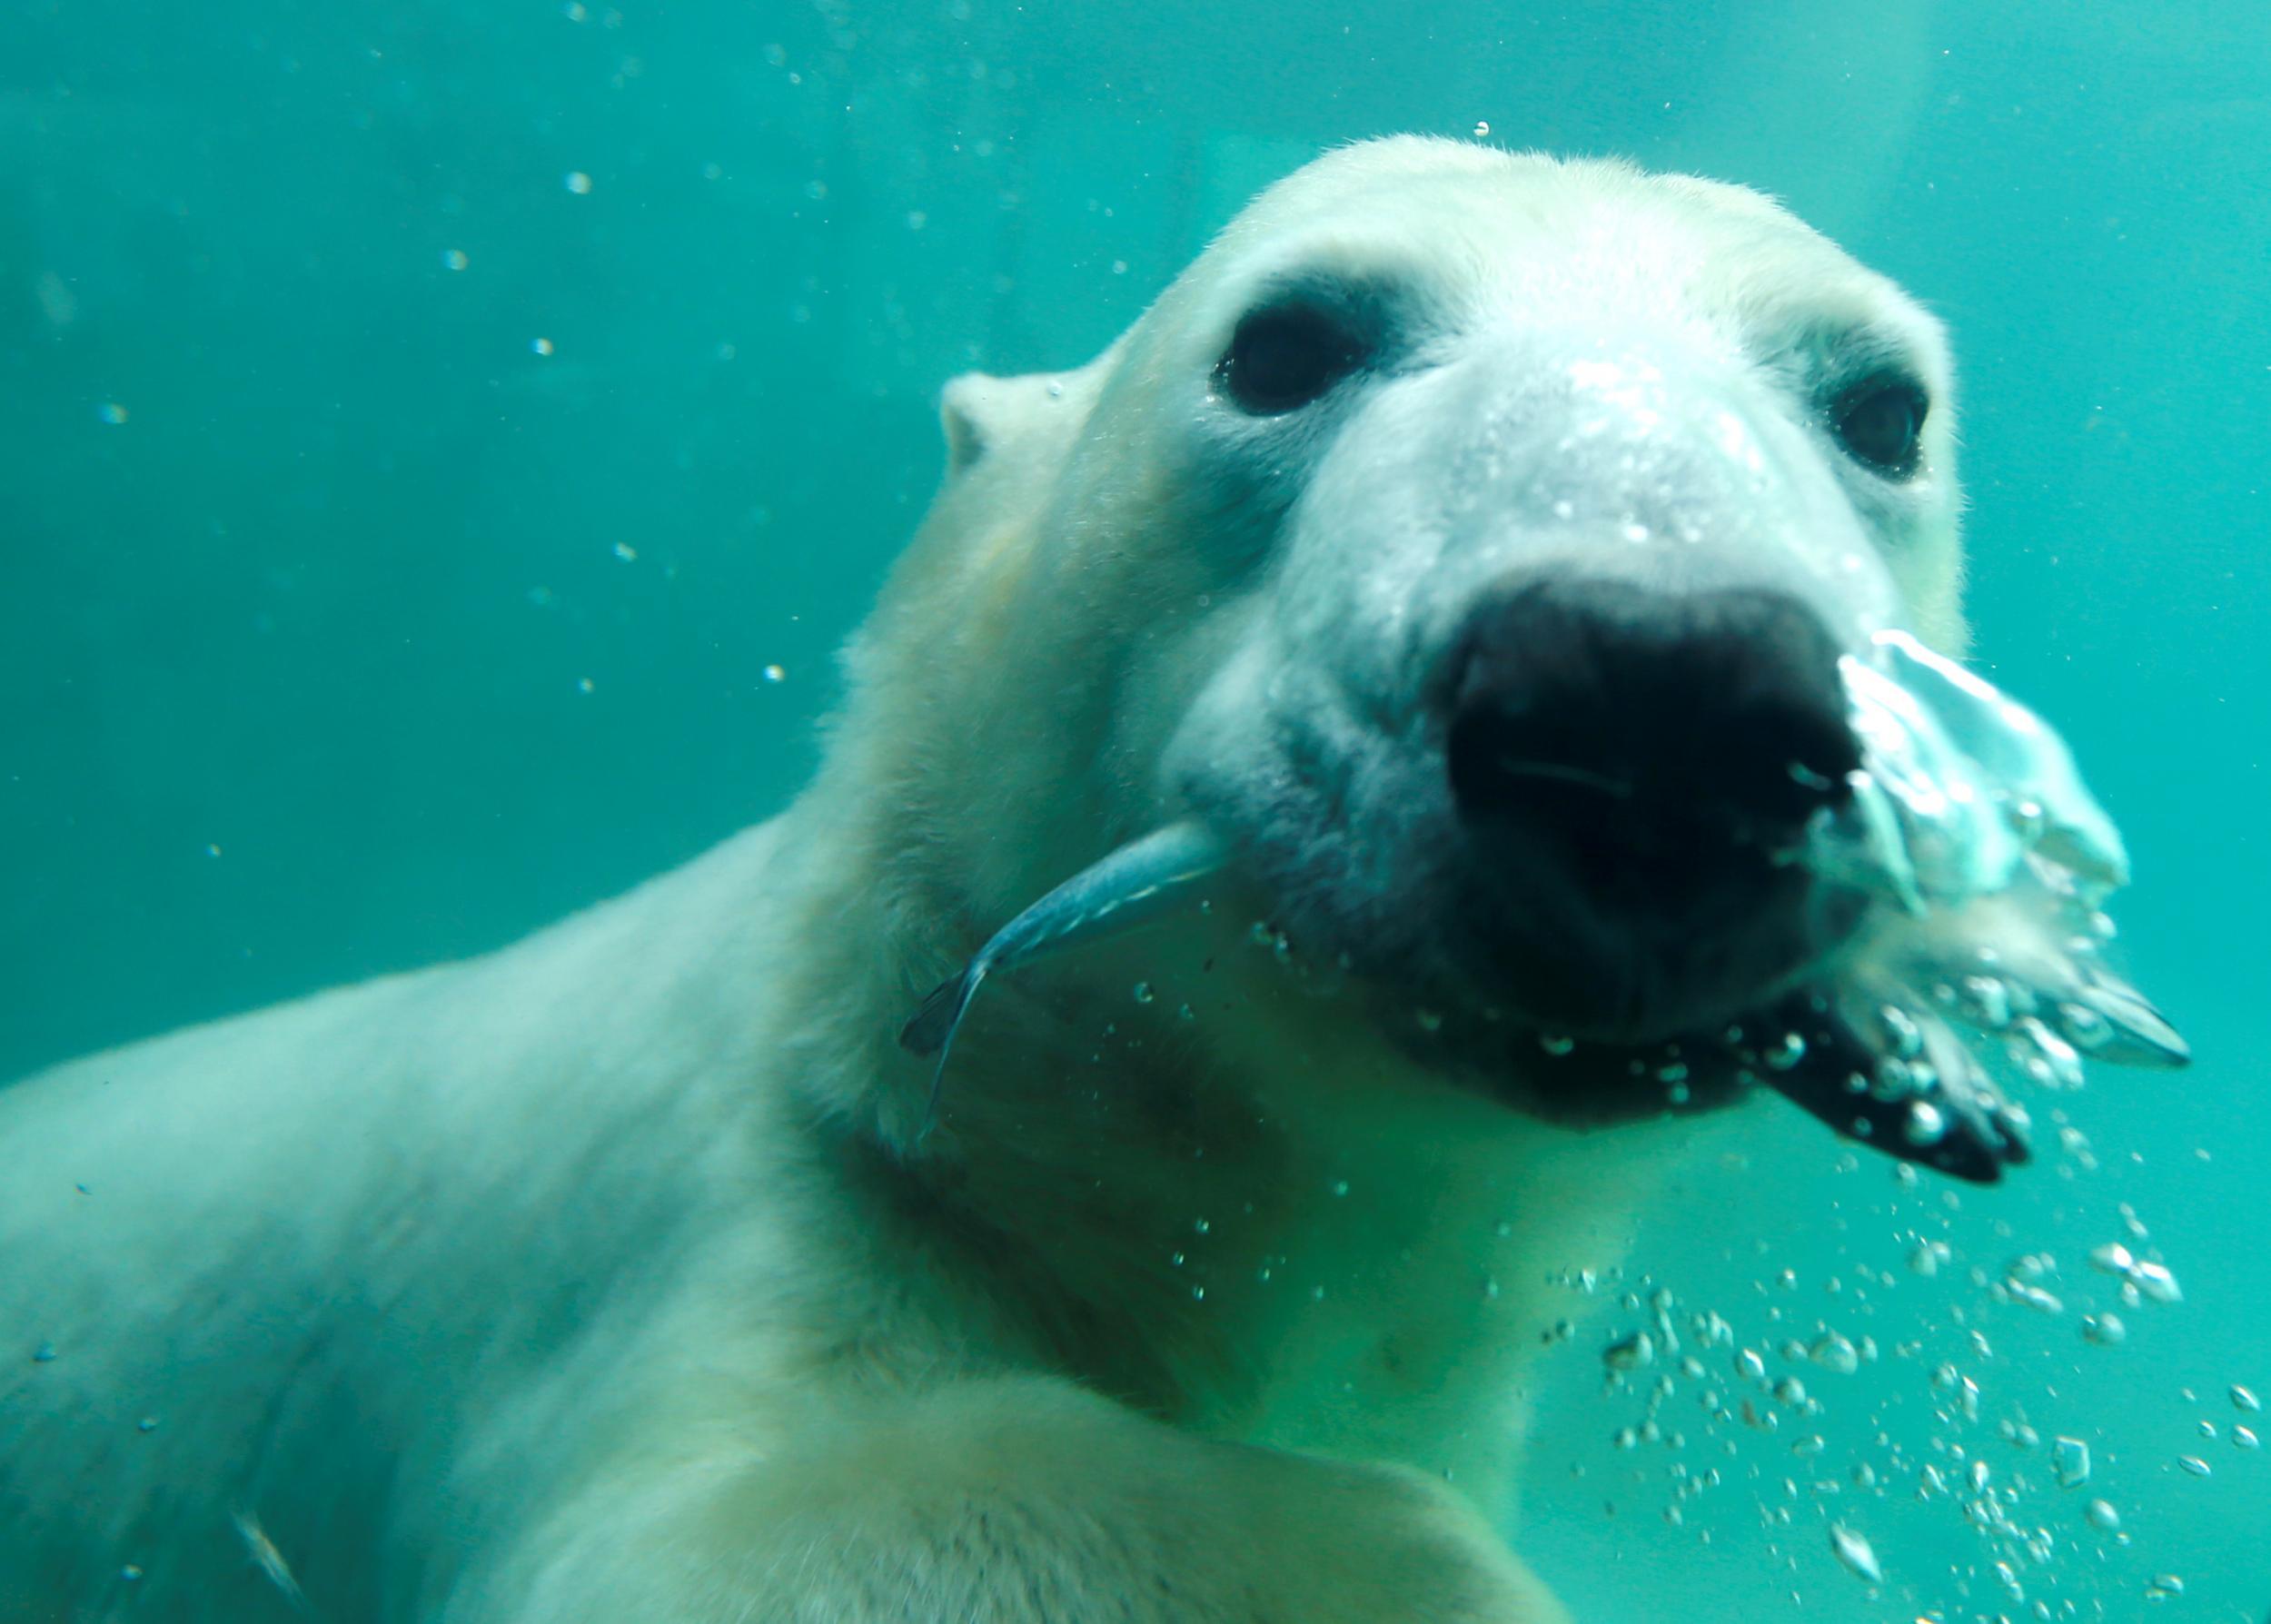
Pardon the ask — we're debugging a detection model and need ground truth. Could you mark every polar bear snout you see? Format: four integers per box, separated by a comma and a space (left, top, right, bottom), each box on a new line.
1439, 577, 1862, 1037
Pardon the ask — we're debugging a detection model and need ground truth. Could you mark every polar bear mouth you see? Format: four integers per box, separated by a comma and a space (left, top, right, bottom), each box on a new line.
902, 635, 2187, 1183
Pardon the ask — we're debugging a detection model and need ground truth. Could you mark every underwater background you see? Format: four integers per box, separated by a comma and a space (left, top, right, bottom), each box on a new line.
3, 0, 2265, 1615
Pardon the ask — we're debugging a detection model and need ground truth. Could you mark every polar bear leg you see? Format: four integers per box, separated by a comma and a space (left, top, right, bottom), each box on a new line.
455, 1377, 1568, 1624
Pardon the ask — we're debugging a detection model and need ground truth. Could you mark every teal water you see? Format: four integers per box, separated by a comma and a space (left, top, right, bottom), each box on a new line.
4, 1, 2266, 1616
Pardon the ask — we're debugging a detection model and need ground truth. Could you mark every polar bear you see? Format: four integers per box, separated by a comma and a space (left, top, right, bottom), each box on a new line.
0, 138, 1976, 1621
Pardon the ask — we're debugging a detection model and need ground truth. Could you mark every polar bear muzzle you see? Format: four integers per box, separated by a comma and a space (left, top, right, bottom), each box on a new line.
1441, 576, 1863, 1038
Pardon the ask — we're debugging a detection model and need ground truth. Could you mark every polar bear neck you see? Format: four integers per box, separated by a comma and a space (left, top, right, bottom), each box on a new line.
764, 792, 1674, 1513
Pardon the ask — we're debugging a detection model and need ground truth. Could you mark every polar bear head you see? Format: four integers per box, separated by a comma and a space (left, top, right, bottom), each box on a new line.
820, 137, 1964, 1152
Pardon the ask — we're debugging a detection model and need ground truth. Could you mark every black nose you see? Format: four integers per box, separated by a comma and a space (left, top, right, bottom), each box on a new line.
1444, 580, 1860, 917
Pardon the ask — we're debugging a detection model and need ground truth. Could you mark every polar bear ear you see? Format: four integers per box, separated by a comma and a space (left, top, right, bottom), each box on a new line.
939, 370, 1073, 477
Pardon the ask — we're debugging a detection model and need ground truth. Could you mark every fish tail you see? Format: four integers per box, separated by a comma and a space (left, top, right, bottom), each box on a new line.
902, 965, 987, 1143
900, 968, 977, 1056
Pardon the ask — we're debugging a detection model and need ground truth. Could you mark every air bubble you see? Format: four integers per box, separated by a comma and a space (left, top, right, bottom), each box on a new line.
1902, 1100, 1947, 1146
2086, 1498, 2120, 1530
2131, 1261, 2182, 1304
1132, 982, 1155, 1005
564, 170, 593, 194
1808, 1333, 1859, 1376
1603, 1332, 1655, 1372
1827, 1523, 1882, 1584
2052, 1436, 2090, 1488
2235, 1383, 2262, 1411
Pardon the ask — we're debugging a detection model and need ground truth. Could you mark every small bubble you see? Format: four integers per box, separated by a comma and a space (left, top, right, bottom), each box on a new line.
2145, 1574, 2186, 1600
1132, 982, 1155, 1005
2177, 1454, 2211, 1478
1603, 1331, 1655, 1372
441, 248, 470, 271
31, 1342, 55, 1363
121, 1565, 144, 1582
1330, 1179, 1350, 1198
2088, 1242, 2137, 1275
576, 677, 595, 694
611, 541, 638, 562
1416, 1008, 1443, 1034
1827, 1522, 1882, 1584
761, 664, 786, 683
137, 1416, 159, 1432
1472, 119, 1492, 138
96, 401, 128, 425
1902, 1100, 1948, 1145
2082, 1312, 2127, 1346
1539, 1033, 1576, 1056
2233, 1426, 2259, 1450
2234, 1384, 2263, 1412
564, 171, 593, 194
2052, 1436, 2091, 1488
1808, 1333, 1859, 1376
2131, 1261, 2182, 1304
1735, 1348, 1766, 1382
531, 336, 555, 356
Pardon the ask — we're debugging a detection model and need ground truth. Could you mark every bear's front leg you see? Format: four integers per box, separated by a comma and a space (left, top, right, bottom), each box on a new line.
456, 1375, 1568, 1624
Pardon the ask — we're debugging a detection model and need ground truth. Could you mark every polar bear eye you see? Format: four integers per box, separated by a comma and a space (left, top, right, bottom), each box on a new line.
1215, 302, 1370, 415
1832, 376, 1929, 478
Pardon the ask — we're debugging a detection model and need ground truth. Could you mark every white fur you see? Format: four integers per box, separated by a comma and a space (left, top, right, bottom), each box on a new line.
0, 139, 1966, 1622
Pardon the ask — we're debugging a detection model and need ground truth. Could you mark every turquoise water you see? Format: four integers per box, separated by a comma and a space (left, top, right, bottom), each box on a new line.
4, 1, 2266, 1616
